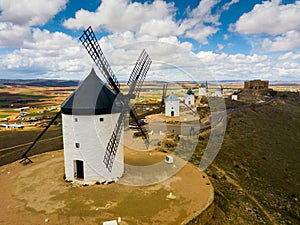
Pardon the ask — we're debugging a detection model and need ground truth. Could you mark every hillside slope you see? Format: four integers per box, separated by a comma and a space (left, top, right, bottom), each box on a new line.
198, 93, 300, 224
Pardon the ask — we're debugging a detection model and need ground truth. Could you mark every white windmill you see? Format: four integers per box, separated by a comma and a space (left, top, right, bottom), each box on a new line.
165, 93, 180, 117
20, 26, 151, 184
184, 89, 195, 106
199, 83, 207, 96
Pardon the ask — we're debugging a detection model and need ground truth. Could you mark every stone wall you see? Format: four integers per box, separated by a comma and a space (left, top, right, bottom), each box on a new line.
244, 80, 269, 90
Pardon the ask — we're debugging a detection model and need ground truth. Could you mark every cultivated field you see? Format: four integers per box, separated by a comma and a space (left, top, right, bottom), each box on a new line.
0, 80, 299, 224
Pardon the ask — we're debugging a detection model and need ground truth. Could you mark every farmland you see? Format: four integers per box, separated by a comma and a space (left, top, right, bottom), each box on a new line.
0, 79, 299, 224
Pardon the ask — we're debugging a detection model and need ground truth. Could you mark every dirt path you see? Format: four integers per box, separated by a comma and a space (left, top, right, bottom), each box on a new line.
211, 164, 276, 224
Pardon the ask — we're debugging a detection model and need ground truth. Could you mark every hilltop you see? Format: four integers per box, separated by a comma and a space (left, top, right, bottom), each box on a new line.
195, 92, 300, 224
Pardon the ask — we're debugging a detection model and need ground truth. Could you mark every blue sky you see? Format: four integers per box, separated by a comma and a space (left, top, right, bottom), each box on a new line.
0, 0, 299, 81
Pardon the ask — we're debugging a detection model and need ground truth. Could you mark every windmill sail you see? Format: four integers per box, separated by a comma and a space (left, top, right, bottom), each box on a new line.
127, 49, 151, 96
104, 50, 152, 172
161, 84, 168, 108
20, 111, 61, 164
181, 100, 197, 114
129, 108, 149, 148
80, 26, 120, 93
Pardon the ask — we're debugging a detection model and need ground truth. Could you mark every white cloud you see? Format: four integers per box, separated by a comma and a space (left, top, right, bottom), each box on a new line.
234, 1, 300, 35
223, 34, 229, 40
63, 0, 176, 33
185, 24, 219, 44
0, 0, 67, 26
63, 0, 238, 45
222, 0, 239, 11
138, 19, 179, 37
195, 51, 299, 80
278, 51, 300, 61
0, 29, 89, 79
0, 0, 68, 48
0, 22, 31, 47
262, 31, 300, 52
217, 44, 224, 50
179, 0, 221, 43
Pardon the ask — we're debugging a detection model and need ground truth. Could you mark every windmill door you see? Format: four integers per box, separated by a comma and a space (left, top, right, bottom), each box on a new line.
171, 111, 174, 116
75, 160, 84, 179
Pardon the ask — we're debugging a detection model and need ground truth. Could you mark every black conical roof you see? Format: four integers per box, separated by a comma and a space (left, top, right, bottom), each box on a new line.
186, 89, 194, 95
61, 68, 122, 115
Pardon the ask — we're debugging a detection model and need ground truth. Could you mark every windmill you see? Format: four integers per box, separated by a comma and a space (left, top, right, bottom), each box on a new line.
20, 26, 152, 183
160, 83, 168, 110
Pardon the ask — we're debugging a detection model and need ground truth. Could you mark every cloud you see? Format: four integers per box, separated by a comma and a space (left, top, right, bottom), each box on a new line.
0, 0, 67, 26
63, 0, 176, 33
233, 1, 300, 35
63, 0, 239, 45
179, 0, 221, 43
196, 50, 300, 81
222, 0, 240, 11
196, 51, 287, 80
138, 19, 179, 37
262, 31, 300, 51
278, 51, 300, 61
0, 0, 68, 48
0, 22, 31, 47
0, 29, 89, 79
217, 44, 224, 50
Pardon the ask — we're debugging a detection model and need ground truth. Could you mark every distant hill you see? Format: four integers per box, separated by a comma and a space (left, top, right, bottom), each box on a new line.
193, 92, 300, 224
0, 79, 79, 87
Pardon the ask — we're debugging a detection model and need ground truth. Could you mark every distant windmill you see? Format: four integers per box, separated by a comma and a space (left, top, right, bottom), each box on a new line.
20, 26, 151, 183
160, 83, 168, 110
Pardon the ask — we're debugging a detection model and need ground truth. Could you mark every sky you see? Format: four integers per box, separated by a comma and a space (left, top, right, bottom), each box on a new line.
0, 0, 299, 81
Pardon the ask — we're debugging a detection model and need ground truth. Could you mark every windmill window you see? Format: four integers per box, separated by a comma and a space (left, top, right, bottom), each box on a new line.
75, 143, 80, 148
99, 118, 104, 122
74, 118, 78, 122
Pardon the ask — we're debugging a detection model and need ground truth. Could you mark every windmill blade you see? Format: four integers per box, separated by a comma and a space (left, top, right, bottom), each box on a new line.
104, 49, 152, 172
180, 100, 197, 115
103, 103, 129, 172
127, 49, 152, 96
129, 109, 149, 148
20, 111, 61, 164
161, 83, 168, 108
80, 26, 120, 93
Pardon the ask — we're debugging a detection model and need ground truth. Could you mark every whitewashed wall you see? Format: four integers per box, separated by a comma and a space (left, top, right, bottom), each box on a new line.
199, 87, 206, 96
184, 94, 195, 106
165, 100, 180, 117
62, 113, 124, 183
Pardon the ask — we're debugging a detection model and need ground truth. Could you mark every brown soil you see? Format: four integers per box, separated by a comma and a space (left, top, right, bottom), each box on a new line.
0, 150, 213, 225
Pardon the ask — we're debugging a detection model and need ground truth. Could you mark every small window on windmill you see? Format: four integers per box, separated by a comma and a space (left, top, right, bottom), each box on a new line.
99, 118, 104, 122
75, 143, 80, 148
74, 118, 78, 122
